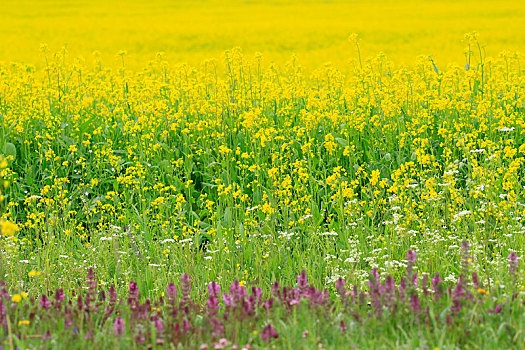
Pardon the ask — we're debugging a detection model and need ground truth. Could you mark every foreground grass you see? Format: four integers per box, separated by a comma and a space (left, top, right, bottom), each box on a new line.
1, 248, 524, 349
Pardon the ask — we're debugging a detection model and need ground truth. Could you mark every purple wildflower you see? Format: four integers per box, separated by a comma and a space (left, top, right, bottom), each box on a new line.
431, 273, 443, 300
108, 284, 117, 303
399, 277, 407, 298
76, 294, 83, 311
406, 250, 417, 274
222, 292, 235, 308
87, 267, 94, 282
405, 250, 418, 289
260, 323, 279, 343
127, 281, 139, 306
181, 273, 192, 307
371, 268, 380, 283
98, 289, 106, 302
487, 304, 502, 314
0, 299, 6, 330
262, 298, 274, 313
206, 296, 220, 316
421, 274, 429, 296
85, 268, 98, 312
385, 275, 395, 292
42, 330, 51, 342
104, 285, 117, 320
166, 283, 177, 305
136, 330, 145, 344
113, 316, 125, 335
53, 289, 64, 310
183, 319, 191, 333
297, 269, 309, 297
335, 278, 346, 293
155, 318, 164, 337
472, 272, 479, 289
229, 280, 247, 304
409, 293, 421, 315
461, 241, 471, 277
508, 252, 518, 277
208, 281, 221, 299
271, 281, 281, 298
39, 294, 50, 310
54, 289, 64, 303
335, 278, 350, 310
209, 317, 224, 337
251, 287, 263, 304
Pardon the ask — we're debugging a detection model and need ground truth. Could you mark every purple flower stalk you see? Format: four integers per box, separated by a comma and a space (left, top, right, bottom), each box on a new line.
155, 318, 164, 337
127, 281, 139, 306
108, 284, 117, 303
85, 268, 98, 312
297, 269, 309, 297
432, 273, 443, 301
472, 272, 479, 289
260, 323, 279, 343
406, 250, 417, 274
487, 304, 502, 314
508, 252, 518, 278
409, 293, 421, 315
208, 281, 221, 299
114, 316, 125, 336
166, 283, 177, 306
461, 241, 471, 277
206, 296, 220, 316
40, 294, 50, 310
181, 273, 192, 307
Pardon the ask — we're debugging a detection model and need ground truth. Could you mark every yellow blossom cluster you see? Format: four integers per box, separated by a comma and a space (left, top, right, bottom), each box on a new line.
0, 42, 522, 267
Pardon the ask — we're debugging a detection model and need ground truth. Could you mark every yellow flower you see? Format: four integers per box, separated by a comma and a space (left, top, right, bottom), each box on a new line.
477, 288, 489, 295
18, 320, 30, 326
28, 270, 41, 277
370, 170, 380, 187
11, 294, 22, 303
0, 220, 19, 236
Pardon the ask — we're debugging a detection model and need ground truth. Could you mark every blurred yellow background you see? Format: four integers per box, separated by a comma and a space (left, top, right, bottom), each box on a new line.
1, 0, 524, 69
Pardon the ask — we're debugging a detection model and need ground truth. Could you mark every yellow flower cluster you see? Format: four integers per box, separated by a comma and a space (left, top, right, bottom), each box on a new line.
0, 43, 522, 266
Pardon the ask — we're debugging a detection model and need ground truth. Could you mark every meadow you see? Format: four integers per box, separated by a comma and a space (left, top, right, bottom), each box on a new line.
0, 0, 525, 348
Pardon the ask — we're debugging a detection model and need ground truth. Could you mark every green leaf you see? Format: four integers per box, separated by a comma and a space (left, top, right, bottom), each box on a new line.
335, 137, 348, 147
3, 142, 16, 161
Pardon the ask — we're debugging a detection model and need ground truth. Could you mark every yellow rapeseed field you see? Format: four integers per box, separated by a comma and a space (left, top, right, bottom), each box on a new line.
0, 0, 524, 304
1, 0, 524, 69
